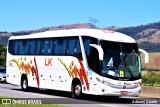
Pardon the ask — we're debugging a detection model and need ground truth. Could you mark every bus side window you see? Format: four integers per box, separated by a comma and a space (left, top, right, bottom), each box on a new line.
82, 36, 100, 74
75, 39, 82, 59
54, 38, 67, 55
89, 47, 101, 73
8, 40, 12, 54
54, 39, 59, 55
14, 41, 19, 55
49, 39, 53, 55
9, 40, 15, 55
82, 36, 98, 55
18, 41, 23, 54
65, 37, 82, 59
83, 39, 91, 55
35, 39, 41, 55
43, 39, 50, 55
60, 38, 67, 55
52, 39, 57, 55
29, 40, 35, 55
21, 40, 29, 55
67, 38, 76, 55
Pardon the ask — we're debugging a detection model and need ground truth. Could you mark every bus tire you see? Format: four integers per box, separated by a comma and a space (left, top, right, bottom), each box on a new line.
21, 76, 29, 91
72, 82, 82, 99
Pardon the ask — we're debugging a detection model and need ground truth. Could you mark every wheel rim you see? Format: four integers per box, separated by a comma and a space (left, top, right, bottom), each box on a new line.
74, 84, 81, 96
23, 80, 27, 89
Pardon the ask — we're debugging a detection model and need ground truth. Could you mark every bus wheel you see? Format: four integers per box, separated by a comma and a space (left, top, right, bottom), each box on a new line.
72, 82, 82, 99
21, 77, 28, 91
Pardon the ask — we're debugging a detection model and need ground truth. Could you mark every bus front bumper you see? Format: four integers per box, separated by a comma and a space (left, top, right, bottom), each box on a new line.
98, 84, 141, 97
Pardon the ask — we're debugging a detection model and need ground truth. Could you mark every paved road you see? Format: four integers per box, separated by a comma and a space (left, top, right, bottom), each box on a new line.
0, 83, 160, 107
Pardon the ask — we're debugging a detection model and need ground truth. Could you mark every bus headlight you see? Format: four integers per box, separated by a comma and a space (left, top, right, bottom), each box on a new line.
137, 82, 141, 87
96, 77, 113, 86
103, 81, 113, 86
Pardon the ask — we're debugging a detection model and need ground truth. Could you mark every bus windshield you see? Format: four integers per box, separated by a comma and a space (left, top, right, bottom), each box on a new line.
101, 41, 141, 81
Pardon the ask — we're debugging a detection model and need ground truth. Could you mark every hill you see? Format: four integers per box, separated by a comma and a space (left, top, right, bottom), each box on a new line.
0, 23, 97, 46
105, 21, 160, 52
1, 22, 160, 52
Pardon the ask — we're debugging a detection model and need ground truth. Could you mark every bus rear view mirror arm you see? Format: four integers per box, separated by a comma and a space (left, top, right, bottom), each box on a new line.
89, 44, 104, 60
139, 49, 149, 64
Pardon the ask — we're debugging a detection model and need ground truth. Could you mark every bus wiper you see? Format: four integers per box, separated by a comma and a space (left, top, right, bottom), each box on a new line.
120, 52, 134, 78
124, 53, 135, 79
125, 66, 134, 78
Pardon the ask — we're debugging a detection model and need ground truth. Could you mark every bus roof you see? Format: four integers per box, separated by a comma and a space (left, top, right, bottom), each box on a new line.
9, 29, 136, 43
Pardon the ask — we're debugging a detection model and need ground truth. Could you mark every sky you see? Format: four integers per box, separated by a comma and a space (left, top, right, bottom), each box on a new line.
0, 0, 160, 32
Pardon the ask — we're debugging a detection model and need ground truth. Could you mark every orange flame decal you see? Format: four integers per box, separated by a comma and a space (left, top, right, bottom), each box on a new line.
58, 58, 89, 91
9, 57, 40, 88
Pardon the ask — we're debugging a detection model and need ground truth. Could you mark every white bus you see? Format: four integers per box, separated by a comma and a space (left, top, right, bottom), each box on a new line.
6, 29, 149, 98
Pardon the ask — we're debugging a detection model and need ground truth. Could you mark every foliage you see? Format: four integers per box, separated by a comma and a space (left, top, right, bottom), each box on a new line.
117, 21, 160, 39
0, 44, 7, 67
138, 42, 160, 52
142, 71, 160, 86
1, 22, 160, 51
142, 67, 160, 71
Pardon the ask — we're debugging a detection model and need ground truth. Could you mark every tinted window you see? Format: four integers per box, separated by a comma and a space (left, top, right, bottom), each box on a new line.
18, 40, 29, 55
35, 39, 41, 55
8, 40, 14, 54
82, 36, 100, 73
67, 38, 76, 55
54, 38, 67, 55
121, 43, 138, 53
82, 36, 98, 55
28, 40, 35, 55
9, 39, 38, 55
8, 36, 82, 58
41, 39, 51, 55
0, 68, 6, 72
66, 37, 81, 56
101, 41, 121, 69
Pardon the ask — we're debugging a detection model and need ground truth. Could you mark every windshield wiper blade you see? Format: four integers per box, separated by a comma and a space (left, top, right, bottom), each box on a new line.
125, 66, 134, 78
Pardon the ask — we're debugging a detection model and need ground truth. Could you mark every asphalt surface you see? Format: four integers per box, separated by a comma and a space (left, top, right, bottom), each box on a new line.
0, 82, 160, 107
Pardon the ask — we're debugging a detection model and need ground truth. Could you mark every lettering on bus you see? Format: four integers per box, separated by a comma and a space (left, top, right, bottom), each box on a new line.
9, 57, 40, 88
45, 58, 53, 66
58, 58, 89, 91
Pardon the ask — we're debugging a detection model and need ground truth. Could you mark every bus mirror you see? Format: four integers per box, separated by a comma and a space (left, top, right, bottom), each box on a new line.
139, 49, 149, 64
89, 44, 104, 60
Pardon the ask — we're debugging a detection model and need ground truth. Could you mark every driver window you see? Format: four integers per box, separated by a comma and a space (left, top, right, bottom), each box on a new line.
82, 36, 101, 74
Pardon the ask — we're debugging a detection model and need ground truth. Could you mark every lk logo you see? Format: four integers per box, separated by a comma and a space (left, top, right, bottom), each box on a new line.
45, 58, 53, 66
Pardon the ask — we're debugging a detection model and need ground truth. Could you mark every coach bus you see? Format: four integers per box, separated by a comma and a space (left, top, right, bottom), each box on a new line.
6, 29, 149, 98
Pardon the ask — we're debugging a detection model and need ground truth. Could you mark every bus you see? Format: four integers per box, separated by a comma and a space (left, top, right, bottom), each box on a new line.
6, 29, 149, 98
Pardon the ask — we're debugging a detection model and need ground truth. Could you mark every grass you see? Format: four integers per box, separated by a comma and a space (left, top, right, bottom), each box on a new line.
0, 96, 10, 98
142, 83, 160, 87
0, 96, 70, 107
153, 83, 160, 87
141, 71, 160, 87
0, 104, 68, 107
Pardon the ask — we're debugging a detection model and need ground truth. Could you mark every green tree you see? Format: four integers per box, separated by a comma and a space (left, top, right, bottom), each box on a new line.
155, 73, 160, 86
142, 75, 149, 86
0, 44, 7, 67
147, 72, 156, 86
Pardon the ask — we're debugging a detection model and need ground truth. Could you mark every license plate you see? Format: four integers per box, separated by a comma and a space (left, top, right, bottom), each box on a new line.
121, 91, 128, 95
